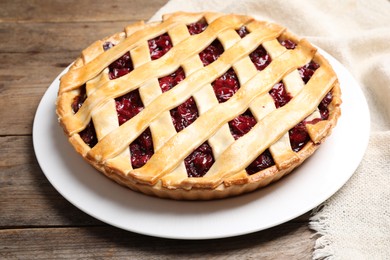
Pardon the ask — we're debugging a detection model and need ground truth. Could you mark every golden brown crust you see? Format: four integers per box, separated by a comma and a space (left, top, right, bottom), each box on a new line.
56, 12, 341, 200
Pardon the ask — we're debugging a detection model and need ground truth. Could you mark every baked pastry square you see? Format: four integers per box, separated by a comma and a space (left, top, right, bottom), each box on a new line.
56, 12, 341, 200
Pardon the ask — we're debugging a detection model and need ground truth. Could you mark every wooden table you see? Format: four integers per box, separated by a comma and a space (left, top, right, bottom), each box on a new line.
0, 1, 314, 258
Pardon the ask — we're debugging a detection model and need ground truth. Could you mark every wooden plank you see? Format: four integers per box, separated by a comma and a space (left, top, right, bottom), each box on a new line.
0, 52, 77, 86
0, 21, 140, 53
0, 52, 76, 135
0, 136, 102, 226
0, 52, 72, 136
0, 224, 313, 259
0, 84, 47, 135
0, 52, 78, 135
0, 0, 168, 23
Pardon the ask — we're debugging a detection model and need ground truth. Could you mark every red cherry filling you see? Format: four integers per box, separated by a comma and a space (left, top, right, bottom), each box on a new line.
289, 122, 310, 152
185, 142, 214, 178
148, 33, 173, 60
72, 85, 98, 148
71, 85, 87, 113
289, 91, 333, 152
279, 39, 297, 50
103, 42, 134, 80
318, 92, 332, 120
250, 45, 272, 71
199, 39, 224, 66
246, 149, 275, 175
269, 82, 292, 108
237, 26, 250, 38
238, 28, 273, 71
79, 122, 98, 148
238, 26, 274, 71
159, 67, 185, 93
115, 90, 143, 125
130, 128, 154, 169
170, 97, 199, 132
229, 110, 257, 140
191, 21, 223, 66
299, 61, 320, 84
187, 21, 208, 35
115, 91, 154, 168
212, 68, 240, 103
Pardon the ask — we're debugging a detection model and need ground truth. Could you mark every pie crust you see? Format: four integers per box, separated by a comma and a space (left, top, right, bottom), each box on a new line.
56, 12, 341, 200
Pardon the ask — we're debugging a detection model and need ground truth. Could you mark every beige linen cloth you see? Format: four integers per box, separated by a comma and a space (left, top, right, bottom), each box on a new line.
150, 0, 390, 259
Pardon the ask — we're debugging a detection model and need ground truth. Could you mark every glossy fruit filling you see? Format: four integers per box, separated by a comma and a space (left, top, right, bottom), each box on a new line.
269, 82, 292, 108
299, 61, 320, 84
237, 26, 249, 38
237, 26, 272, 70
280, 39, 297, 50
129, 128, 154, 168
289, 122, 310, 152
148, 33, 173, 60
289, 90, 333, 152
188, 20, 208, 35
212, 68, 240, 103
72, 86, 98, 148
183, 142, 214, 178
199, 40, 224, 67
318, 92, 332, 120
229, 110, 257, 140
158, 67, 185, 93
103, 42, 134, 79
250, 44, 272, 71
246, 149, 275, 175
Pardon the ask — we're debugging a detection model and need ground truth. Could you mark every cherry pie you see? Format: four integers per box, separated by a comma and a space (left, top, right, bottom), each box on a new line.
56, 12, 341, 200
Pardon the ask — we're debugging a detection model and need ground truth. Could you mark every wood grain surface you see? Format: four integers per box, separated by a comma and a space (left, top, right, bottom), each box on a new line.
0, 1, 315, 259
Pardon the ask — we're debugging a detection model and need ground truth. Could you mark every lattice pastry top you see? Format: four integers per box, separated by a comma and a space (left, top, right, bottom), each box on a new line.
56, 12, 341, 200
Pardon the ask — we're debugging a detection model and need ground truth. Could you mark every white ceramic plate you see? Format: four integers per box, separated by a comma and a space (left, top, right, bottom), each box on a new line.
33, 50, 370, 240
